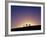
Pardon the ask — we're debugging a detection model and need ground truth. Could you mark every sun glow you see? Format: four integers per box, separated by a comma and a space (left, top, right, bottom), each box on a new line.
15, 21, 36, 28
15, 19, 35, 28
13, 17, 41, 28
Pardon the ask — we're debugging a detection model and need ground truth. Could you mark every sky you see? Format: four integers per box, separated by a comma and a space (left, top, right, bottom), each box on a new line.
11, 6, 41, 28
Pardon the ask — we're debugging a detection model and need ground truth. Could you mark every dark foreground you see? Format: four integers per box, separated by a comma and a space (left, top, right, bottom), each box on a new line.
11, 25, 41, 31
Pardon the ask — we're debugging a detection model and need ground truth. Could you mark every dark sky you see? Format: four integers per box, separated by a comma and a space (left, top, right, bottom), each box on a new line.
11, 6, 41, 28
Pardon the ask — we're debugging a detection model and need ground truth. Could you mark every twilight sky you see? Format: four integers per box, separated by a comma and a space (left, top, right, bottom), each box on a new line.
11, 6, 41, 28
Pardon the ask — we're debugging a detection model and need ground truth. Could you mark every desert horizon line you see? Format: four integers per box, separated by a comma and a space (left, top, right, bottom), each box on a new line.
11, 24, 41, 28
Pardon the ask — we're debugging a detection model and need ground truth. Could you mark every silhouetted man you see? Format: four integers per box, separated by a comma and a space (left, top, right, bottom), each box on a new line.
29, 24, 31, 26
26, 24, 28, 27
